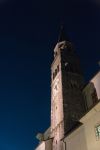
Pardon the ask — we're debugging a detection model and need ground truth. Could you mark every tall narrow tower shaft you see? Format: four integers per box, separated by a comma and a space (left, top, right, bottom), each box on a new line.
50, 29, 86, 150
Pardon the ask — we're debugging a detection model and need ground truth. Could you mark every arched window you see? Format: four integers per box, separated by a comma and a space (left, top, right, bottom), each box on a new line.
52, 65, 60, 80
57, 65, 59, 72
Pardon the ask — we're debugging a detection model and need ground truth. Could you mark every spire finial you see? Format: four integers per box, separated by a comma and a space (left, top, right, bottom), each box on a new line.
58, 25, 69, 42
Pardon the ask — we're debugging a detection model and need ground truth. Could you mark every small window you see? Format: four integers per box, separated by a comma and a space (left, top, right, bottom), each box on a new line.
52, 65, 59, 80
95, 124, 100, 140
55, 85, 58, 90
55, 68, 57, 76
70, 82, 73, 88
53, 73, 55, 80
92, 89, 98, 105
65, 62, 68, 67
57, 65, 59, 72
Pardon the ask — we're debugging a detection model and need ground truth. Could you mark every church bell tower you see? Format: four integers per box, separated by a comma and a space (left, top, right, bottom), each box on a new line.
50, 27, 86, 150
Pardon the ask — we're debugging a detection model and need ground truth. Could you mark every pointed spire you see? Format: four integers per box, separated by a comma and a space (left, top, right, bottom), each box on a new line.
58, 25, 69, 42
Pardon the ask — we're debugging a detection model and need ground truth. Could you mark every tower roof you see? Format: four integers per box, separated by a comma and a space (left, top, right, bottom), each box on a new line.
58, 25, 70, 42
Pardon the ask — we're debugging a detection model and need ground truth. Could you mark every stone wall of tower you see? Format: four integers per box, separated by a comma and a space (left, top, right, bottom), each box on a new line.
62, 72, 85, 133
60, 43, 86, 134
51, 48, 64, 150
51, 53, 63, 130
50, 39, 86, 150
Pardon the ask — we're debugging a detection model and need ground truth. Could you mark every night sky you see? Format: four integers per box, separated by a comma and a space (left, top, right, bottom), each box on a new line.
0, 0, 100, 150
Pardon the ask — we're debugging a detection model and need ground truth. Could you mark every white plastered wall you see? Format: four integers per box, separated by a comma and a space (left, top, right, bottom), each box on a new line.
63, 102, 100, 150
91, 71, 100, 100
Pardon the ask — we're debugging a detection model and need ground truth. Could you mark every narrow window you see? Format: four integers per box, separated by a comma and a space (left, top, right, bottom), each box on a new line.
53, 65, 59, 80
55, 68, 57, 77
92, 89, 98, 105
57, 65, 59, 72
53, 72, 55, 80
55, 85, 57, 90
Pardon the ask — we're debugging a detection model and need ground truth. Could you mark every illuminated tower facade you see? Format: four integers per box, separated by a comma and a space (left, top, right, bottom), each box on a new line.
50, 28, 86, 150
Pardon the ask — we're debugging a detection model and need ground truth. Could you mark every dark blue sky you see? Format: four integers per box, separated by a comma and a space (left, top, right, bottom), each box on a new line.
0, 0, 100, 150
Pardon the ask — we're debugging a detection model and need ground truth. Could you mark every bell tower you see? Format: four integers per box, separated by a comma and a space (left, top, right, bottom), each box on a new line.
50, 27, 86, 150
